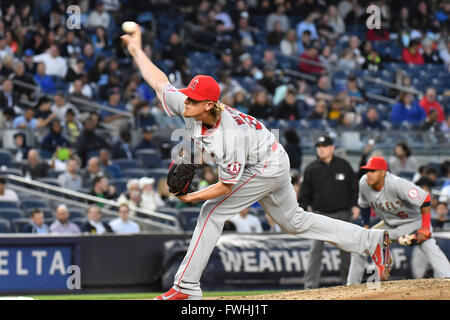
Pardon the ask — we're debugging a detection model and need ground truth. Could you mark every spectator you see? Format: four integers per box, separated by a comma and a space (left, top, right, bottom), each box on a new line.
248, 90, 273, 120
82, 156, 110, 188
22, 49, 37, 74
336, 48, 359, 71
391, 92, 426, 127
274, 88, 301, 120
343, 75, 365, 106
51, 92, 79, 121
69, 78, 93, 99
112, 130, 133, 160
117, 178, 141, 211
12, 107, 38, 130
9, 60, 36, 100
0, 35, 13, 59
312, 74, 334, 102
139, 177, 165, 212
360, 107, 385, 130
0, 79, 19, 110
402, 39, 425, 65
34, 62, 56, 94
21, 208, 49, 234
298, 46, 324, 75
441, 114, 450, 132
21, 149, 50, 179
81, 204, 113, 235
40, 119, 71, 153
49, 204, 81, 234
0, 177, 19, 202
76, 118, 109, 167
133, 125, 158, 156
233, 53, 262, 80
432, 202, 450, 230
280, 29, 298, 56
229, 207, 263, 233
62, 108, 83, 145
419, 88, 446, 123
319, 45, 338, 70
307, 100, 327, 120
99, 148, 122, 179
57, 158, 82, 191
266, 5, 290, 32
109, 203, 140, 234
60, 31, 82, 58
327, 5, 345, 34
419, 109, 441, 131
297, 30, 312, 55
100, 89, 128, 130
266, 21, 285, 46
90, 175, 117, 208
86, 2, 111, 29
11, 132, 31, 162
162, 32, 185, 63
283, 129, 302, 170
219, 49, 234, 74
362, 48, 383, 72
439, 39, 450, 68
422, 39, 444, 64
80, 43, 96, 73
388, 142, 419, 175
33, 44, 68, 78
236, 15, 258, 47
317, 14, 338, 41
296, 12, 319, 41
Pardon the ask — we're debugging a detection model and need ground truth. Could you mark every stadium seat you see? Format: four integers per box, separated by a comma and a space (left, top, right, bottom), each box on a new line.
0, 218, 11, 233
398, 171, 415, 181
122, 168, 149, 178
0, 201, 20, 209
10, 218, 30, 233
147, 168, 169, 183
178, 207, 201, 231
0, 150, 11, 167
72, 218, 87, 229
135, 149, 162, 168
67, 209, 86, 220
0, 209, 26, 221
21, 199, 48, 210
110, 177, 129, 195
156, 207, 179, 217
114, 159, 139, 171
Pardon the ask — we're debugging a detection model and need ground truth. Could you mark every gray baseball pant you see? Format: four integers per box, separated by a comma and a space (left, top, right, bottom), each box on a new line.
172, 148, 385, 296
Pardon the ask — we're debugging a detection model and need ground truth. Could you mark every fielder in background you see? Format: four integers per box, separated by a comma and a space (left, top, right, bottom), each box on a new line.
299, 136, 360, 289
121, 23, 392, 300
347, 157, 450, 285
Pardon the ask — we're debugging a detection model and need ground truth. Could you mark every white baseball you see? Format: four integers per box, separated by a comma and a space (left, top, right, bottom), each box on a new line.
122, 21, 138, 34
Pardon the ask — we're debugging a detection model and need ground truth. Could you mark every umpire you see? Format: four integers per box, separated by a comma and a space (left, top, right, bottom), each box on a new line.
299, 136, 360, 289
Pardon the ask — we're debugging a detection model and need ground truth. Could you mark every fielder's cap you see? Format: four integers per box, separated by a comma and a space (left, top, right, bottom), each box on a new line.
178, 75, 221, 102
315, 135, 334, 147
360, 156, 388, 171
24, 49, 34, 56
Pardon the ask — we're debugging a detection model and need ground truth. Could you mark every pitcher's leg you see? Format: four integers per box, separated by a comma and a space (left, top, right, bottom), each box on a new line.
420, 238, 450, 278
303, 240, 325, 289
347, 253, 368, 285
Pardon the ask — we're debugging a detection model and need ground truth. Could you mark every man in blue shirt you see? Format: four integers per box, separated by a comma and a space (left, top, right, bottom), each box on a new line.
13, 106, 39, 129
21, 208, 49, 234
100, 88, 128, 130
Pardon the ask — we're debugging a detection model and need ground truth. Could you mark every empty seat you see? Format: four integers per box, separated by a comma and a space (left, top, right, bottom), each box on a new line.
0, 201, 20, 209
0, 218, 11, 233
0, 209, 25, 221
114, 159, 139, 170
398, 171, 415, 181
21, 199, 48, 210
0, 150, 12, 167
135, 149, 162, 168
67, 209, 85, 219
10, 218, 30, 233
122, 168, 149, 178
72, 217, 87, 229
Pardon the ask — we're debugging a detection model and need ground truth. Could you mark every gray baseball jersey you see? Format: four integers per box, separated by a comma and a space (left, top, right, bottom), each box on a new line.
162, 84, 276, 183
358, 172, 428, 227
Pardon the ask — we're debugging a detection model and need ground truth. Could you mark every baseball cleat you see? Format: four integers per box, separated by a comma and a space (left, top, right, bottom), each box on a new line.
371, 231, 393, 281
154, 288, 202, 300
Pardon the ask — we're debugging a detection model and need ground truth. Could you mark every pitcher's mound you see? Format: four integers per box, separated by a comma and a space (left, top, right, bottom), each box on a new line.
212, 278, 450, 300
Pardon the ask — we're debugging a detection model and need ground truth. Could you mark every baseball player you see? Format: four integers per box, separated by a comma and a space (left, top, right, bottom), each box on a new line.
347, 157, 450, 285
121, 24, 392, 300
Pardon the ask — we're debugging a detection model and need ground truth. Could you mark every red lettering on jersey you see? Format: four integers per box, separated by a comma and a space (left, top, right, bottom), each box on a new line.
395, 200, 404, 208
396, 211, 409, 219
385, 202, 391, 210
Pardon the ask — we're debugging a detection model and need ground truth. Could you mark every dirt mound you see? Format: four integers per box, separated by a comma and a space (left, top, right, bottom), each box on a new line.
211, 279, 450, 300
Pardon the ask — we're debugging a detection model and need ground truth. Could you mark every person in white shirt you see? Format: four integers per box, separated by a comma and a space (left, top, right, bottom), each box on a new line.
109, 203, 140, 234
229, 207, 263, 233
51, 92, 80, 121
0, 178, 19, 202
86, 2, 111, 29
33, 44, 68, 79
140, 177, 165, 211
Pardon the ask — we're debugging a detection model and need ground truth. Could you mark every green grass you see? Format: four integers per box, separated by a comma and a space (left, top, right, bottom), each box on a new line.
30, 290, 286, 300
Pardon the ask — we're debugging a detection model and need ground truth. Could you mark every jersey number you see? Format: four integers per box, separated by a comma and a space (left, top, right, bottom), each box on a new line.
396, 211, 409, 219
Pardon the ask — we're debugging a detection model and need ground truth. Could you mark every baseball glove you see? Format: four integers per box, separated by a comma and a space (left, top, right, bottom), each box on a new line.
398, 228, 432, 246
167, 157, 197, 196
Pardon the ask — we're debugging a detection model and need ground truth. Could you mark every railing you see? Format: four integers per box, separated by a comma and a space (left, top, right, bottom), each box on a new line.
4, 174, 180, 232
363, 76, 423, 96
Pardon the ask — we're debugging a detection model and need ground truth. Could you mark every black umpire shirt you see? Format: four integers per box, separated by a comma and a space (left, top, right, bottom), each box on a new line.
298, 156, 358, 214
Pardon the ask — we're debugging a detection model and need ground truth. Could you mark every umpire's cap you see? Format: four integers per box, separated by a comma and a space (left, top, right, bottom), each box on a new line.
315, 136, 334, 147
360, 157, 388, 171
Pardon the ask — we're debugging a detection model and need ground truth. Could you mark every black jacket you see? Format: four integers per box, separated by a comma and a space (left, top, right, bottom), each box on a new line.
81, 221, 113, 234
298, 156, 358, 213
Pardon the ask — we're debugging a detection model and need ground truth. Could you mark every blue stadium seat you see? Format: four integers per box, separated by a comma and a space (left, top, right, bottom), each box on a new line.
0, 150, 11, 167
178, 207, 201, 231
114, 159, 139, 171
0, 201, 20, 209
135, 149, 162, 168
110, 178, 129, 195
21, 199, 48, 211
67, 209, 85, 220
0, 209, 26, 221
72, 218, 87, 229
156, 207, 179, 217
122, 168, 149, 178
10, 218, 30, 233
0, 218, 10, 233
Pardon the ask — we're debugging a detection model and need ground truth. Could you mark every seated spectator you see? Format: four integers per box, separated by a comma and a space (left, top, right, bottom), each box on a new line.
362, 49, 383, 72
12, 132, 31, 162
266, 21, 285, 46
21, 208, 49, 234
319, 45, 338, 70
360, 107, 385, 130
258, 66, 283, 95
12, 107, 37, 130
296, 13, 319, 42
40, 119, 71, 153
327, 5, 345, 34
21, 149, 50, 179
219, 49, 234, 74
133, 125, 158, 156
280, 28, 298, 56
233, 53, 262, 80
109, 203, 140, 234
0, 177, 19, 202
99, 148, 122, 179
441, 114, 450, 132
274, 88, 301, 120
422, 39, 444, 64
388, 142, 419, 175
0, 108, 15, 129
402, 39, 424, 65
90, 176, 117, 208
81, 204, 113, 235
419, 109, 441, 131
134, 100, 157, 128
139, 177, 165, 212
34, 62, 56, 94
327, 97, 344, 121
66, 59, 87, 83
297, 30, 312, 55
49, 204, 81, 234
112, 130, 133, 160
419, 88, 446, 123
34, 96, 58, 129
248, 90, 273, 120
80, 43, 96, 73
266, 5, 290, 32
439, 38, 450, 68
162, 32, 185, 62
311, 74, 333, 101
298, 46, 324, 75
100, 89, 128, 130
343, 75, 365, 106
337, 111, 360, 130
8, 60, 36, 100
307, 100, 327, 120
391, 92, 426, 127
69, 78, 93, 99
32, 44, 68, 78
86, 2, 111, 29
117, 178, 141, 211
82, 157, 110, 188
62, 108, 83, 145
336, 48, 358, 71
432, 202, 450, 230
316, 14, 339, 41
0, 79, 19, 110
236, 15, 258, 47
57, 158, 82, 191
51, 92, 79, 121
229, 207, 263, 233
23, 49, 36, 74
76, 118, 109, 167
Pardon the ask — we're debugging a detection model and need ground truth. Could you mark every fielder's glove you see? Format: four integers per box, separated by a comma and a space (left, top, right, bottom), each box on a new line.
398, 228, 432, 246
167, 157, 197, 196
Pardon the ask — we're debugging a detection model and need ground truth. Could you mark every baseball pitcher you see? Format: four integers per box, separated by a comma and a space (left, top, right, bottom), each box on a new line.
347, 157, 450, 285
121, 24, 392, 300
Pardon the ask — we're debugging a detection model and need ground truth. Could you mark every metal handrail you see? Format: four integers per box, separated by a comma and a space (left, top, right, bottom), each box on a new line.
4, 174, 179, 230
363, 76, 423, 95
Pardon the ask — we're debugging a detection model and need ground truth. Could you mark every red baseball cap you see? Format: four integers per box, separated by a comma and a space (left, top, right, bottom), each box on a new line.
178, 75, 221, 102
360, 157, 388, 171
